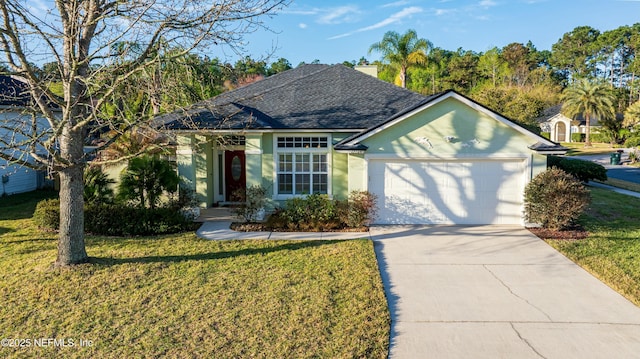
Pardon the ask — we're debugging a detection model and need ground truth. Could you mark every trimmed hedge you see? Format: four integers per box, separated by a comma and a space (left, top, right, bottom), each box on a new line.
33, 198, 60, 230
85, 204, 194, 236
589, 132, 610, 143
571, 133, 585, 142
33, 199, 195, 236
547, 156, 607, 182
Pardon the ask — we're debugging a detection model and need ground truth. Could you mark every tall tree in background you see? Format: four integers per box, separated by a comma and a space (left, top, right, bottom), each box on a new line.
550, 26, 601, 83
368, 29, 432, 88
562, 79, 615, 147
0, 0, 289, 267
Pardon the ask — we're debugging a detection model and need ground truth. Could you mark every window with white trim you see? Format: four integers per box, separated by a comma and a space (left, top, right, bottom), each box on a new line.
276, 136, 329, 195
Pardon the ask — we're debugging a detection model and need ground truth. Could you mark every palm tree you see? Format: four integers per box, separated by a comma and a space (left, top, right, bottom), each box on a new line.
623, 100, 640, 128
368, 29, 432, 88
562, 79, 615, 147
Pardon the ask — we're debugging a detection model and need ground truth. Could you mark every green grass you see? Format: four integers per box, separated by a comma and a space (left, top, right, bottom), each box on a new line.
561, 142, 618, 156
545, 187, 640, 306
594, 178, 640, 193
0, 192, 389, 358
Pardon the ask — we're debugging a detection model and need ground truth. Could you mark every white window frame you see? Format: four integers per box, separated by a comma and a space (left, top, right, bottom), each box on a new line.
273, 134, 332, 200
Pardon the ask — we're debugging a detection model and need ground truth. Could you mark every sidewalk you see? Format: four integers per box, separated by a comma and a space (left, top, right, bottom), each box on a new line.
588, 181, 640, 198
196, 221, 371, 240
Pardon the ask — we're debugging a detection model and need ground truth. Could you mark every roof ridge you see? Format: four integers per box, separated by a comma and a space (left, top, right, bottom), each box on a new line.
204, 64, 332, 106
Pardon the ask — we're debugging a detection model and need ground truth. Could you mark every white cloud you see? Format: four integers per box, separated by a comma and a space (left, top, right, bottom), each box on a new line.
328, 6, 424, 40
299, 23, 308, 29
381, 1, 410, 7
479, 0, 498, 7
317, 6, 360, 24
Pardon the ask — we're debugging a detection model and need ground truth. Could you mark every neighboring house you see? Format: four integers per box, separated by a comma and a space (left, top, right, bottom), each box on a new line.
536, 104, 605, 143
157, 64, 566, 225
0, 75, 51, 195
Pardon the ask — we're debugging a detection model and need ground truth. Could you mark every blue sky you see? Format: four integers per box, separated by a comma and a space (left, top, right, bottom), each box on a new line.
228, 0, 640, 66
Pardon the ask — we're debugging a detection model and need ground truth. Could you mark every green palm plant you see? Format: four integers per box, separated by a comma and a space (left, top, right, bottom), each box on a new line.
368, 29, 432, 88
623, 100, 640, 128
562, 79, 615, 147
84, 166, 115, 204
118, 156, 179, 209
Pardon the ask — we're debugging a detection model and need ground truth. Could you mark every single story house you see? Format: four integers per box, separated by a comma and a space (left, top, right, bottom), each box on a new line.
0, 75, 51, 196
156, 64, 566, 225
536, 104, 618, 143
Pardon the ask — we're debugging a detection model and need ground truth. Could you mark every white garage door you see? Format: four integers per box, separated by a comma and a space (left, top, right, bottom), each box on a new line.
369, 159, 525, 225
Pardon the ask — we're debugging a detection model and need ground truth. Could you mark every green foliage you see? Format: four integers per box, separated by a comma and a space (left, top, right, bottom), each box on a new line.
267, 192, 378, 231
233, 185, 268, 222
85, 204, 193, 236
623, 100, 640, 128
540, 132, 551, 140
33, 198, 60, 230
588, 132, 610, 143
624, 136, 640, 148
118, 156, 179, 209
547, 156, 607, 182
84, 166, 115, 204
368, 29, 432, 88
571, 133, 585, 142
269, 194, 339, 231
32, 198, 194, 235
524, 167, 591, 230
344, 190, 379, 228
561, 79, 615, 145
472, 85, 555, 131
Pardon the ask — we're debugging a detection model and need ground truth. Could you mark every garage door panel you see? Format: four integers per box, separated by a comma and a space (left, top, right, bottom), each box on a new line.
369, 160, 524, 225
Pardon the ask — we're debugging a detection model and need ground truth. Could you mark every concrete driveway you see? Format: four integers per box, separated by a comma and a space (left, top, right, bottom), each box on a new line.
372, 225, 640, 359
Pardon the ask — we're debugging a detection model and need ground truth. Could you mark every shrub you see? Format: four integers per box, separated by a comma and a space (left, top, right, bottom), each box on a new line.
344, 190, 378, 227
266, 191, 378, 231
233, 185, 268, 222
33, 198, 193, 235
524, 167, 590, 230
85, 204, 193, 236
624, 136, 640, 148
84, 166, 115, 204
540, 132, 550, 140
547, 156, 607, 182
589, 132, 609, 143
571, 133, 585, 143
273, 194, 340, 231
33, 198, 60, 230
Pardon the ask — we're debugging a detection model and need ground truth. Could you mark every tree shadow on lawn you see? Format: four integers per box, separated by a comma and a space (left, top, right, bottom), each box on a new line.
88, 240, 340, 266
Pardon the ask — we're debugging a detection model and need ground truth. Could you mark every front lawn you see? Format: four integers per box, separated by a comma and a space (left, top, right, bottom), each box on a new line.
0, 191, 389, 358
561, 142, 617, 156
544, 187, 640, 306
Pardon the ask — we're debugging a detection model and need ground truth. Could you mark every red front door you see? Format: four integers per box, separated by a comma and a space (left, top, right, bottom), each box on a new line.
225, 150, 246, 201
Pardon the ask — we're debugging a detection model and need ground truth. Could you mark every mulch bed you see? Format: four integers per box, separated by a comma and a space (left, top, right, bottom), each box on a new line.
527, 227, 589, 240
230, 222, 369, 233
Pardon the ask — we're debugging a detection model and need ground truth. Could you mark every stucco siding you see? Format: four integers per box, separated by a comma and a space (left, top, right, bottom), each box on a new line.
261, 133, 274, 197
245, 134, 262, 188
362, 98, 538, 158
347, 154, 366, 193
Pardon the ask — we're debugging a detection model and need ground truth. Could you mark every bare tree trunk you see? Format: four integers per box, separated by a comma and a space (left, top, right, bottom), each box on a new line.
584, 114, 592, 148
56, 126, 88, 267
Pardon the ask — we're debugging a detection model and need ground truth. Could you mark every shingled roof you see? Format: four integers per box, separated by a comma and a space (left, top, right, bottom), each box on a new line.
0, 75, 32, 107
156, 64, 429, 131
